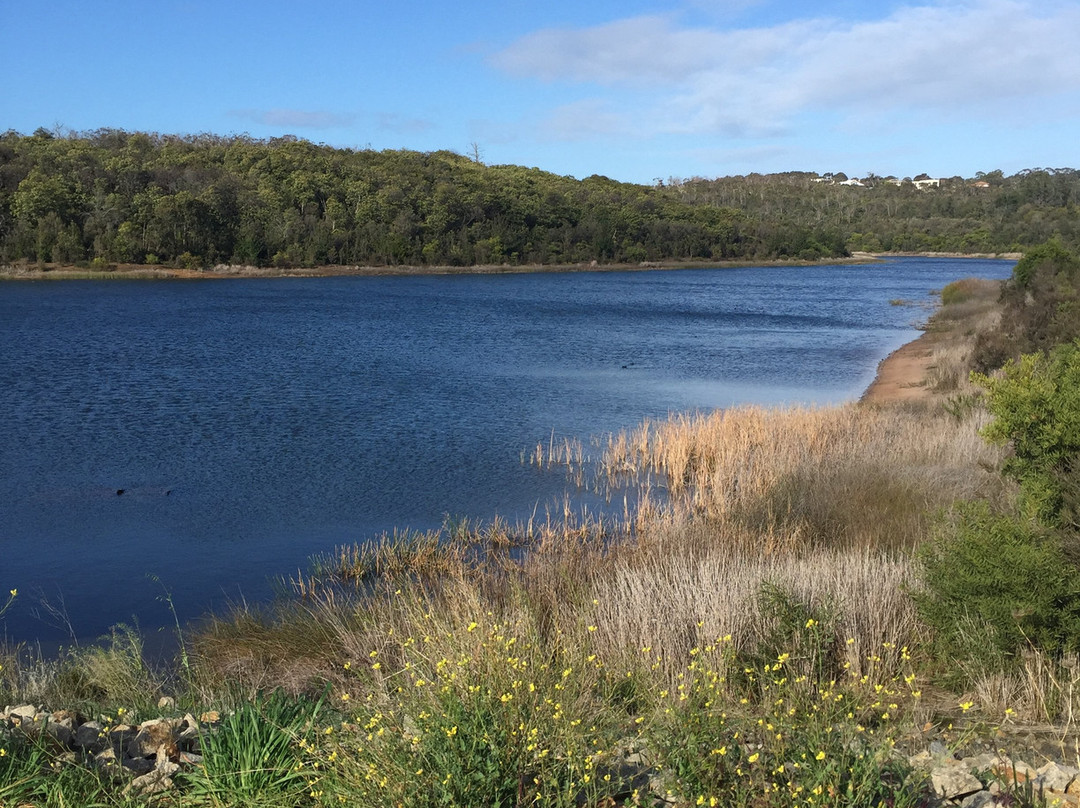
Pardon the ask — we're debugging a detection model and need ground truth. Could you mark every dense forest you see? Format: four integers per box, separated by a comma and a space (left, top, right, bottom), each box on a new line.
1, 127, 1077, 269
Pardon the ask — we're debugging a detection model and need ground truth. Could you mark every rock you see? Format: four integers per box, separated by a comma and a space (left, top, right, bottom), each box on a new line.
960, 753, 1000, 773
93, 747, 131, 781
930, 740, 953, 760
993, 759, 1036, 784
178, 750, 203, 766
127, 718, 177, 759
157, 696, 176, 711
960, 791, 996, 808
122, 756, 155, 775
909, 750, 934, 769
124, 766, 177, 797
594, 760, 654, 805
199, 710, 220, 724
50, 709, 79, 726
44, 719, 74, 749
1037, 762, 1080, 792
930, 764, 983, 800
178, 724, 201, 751
8, 704, 38, 723
74, 721, 108, 753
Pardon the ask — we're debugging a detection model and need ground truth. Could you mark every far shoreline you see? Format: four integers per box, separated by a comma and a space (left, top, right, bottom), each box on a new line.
0, 250, 1021, 282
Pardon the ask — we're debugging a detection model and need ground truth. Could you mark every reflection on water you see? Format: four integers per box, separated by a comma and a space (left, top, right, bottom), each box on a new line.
0, 257, 1014, 645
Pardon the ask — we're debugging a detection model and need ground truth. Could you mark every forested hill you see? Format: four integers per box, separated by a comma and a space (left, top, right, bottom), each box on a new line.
1, 128, 1076, 270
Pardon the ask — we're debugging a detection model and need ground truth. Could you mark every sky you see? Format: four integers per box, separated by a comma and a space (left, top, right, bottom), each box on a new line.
4, 0, 1079, 184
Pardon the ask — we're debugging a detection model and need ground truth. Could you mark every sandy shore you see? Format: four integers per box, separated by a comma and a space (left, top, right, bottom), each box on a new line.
860, 331, 938, 404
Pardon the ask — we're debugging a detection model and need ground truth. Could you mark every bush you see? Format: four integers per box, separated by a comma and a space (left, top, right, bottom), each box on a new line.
940, 277, 984, 306
974, 341, 1080, 527
915, 502, 1080, 676
1012, 239, 1079, 289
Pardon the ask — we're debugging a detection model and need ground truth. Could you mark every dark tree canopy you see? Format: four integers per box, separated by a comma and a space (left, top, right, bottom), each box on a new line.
1, 128, 1076, 269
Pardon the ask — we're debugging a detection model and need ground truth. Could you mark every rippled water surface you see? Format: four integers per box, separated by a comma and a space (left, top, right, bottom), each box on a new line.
0, 257, 1014, 645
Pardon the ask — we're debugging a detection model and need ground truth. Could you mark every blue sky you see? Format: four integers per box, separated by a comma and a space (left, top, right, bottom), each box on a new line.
4, 0, 1079, 183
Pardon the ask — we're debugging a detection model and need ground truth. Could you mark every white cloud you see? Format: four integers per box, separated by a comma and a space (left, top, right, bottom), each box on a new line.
377, 113, 435, 134
491, 0, 1080, 139
539, 99, 632, 141
229, 109, 355, 129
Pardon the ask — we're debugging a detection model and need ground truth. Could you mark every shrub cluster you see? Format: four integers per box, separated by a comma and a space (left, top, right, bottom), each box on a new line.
916, 243, 1080, 689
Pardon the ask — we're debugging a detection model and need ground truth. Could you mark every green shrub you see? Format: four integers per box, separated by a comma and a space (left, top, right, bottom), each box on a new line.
940, 277, 983, 306
973, 241, 1080, 369
177, 251, 201, 270
1012, 239, 1079, 289
915, 502, 1080, 676
974, 341, 1080, 527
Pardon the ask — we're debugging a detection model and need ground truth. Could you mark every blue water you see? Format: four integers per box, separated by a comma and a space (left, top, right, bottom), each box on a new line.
0, 257, 1014, 647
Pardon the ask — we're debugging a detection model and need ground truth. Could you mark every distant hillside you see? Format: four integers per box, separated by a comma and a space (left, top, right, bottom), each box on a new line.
1, 128, 1074, 269
665, 169, 1080, 255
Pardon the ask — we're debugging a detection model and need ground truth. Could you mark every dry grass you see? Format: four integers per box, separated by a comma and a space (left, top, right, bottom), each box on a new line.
973, 651, 1080, 726
924, 278, 1003, 395
591, 402, 1003, 550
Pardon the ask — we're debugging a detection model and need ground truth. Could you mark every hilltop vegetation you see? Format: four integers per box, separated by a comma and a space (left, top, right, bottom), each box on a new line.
2, 127, 1077, 271
0, 129, 755, 269
667, 169, 1080, 255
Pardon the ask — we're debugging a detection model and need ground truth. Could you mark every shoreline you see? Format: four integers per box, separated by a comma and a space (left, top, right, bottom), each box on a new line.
860, 329, 939, 404
1, 248, 1020, 283
861, 273, 1009, 405
0, 255, 877, 281
0, 251, 1019, 282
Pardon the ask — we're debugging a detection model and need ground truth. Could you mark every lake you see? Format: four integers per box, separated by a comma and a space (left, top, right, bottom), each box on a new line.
0, 257, 1014, 648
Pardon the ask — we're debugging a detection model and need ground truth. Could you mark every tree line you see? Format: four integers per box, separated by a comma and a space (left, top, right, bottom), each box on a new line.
1, 127, 1076, 269
0, 129, 758, 268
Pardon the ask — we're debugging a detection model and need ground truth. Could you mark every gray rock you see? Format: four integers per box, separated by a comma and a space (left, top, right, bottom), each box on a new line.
109, 724, 137, 751
931, 764, 983, 799
8, 704, 38, 722
1035, 761, 1079, 792
960, 791, 996, 808
122, 756, 155, 775
74, 721, 108, 752
909, 750, 934, 769
124, 767, 177, 797
961, 753, 1000, 773
157, 696, 176, 711
930, 740, 953, 760
178, 750, 203, 766
44, 719, 74, 749
49, 710, 78, 727
93, 747, 132, 781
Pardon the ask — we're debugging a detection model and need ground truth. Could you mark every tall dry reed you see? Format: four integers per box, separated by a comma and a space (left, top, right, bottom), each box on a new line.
594, 403, 1003, 550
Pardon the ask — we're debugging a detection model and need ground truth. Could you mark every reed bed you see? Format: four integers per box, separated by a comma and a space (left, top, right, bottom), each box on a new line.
592, 402, 1004, 550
